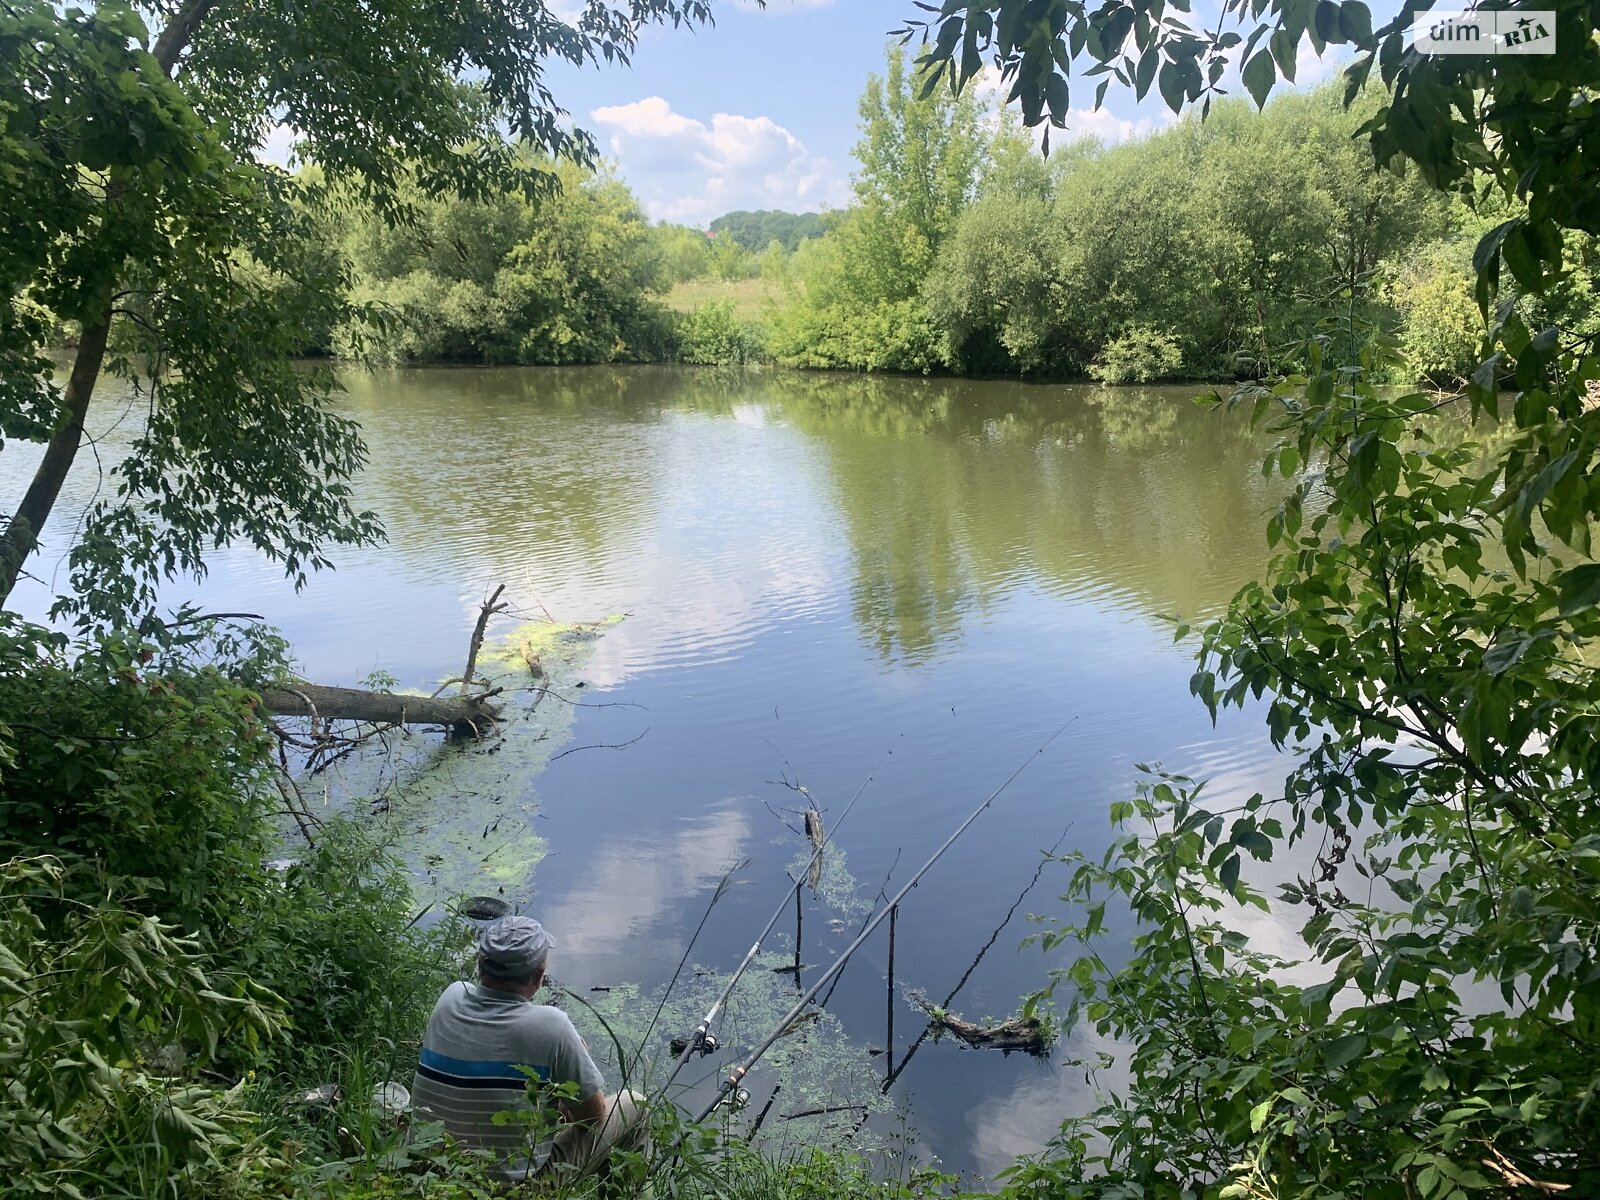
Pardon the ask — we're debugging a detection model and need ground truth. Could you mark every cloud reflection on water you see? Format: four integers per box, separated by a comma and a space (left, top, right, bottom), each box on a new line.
538, 802, 752, 965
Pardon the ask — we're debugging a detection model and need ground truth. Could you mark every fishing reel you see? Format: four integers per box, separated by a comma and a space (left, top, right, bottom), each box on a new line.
668, 1032, 719, 1057
718, 1086, 751, 1113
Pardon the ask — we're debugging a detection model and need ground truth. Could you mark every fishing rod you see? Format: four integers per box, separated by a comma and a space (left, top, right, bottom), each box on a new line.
688, 718, 1074, 1126
650, 750, 891, 1103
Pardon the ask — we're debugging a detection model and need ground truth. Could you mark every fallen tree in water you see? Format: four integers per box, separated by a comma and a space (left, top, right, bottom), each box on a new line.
262, 585, 510, 739
906, 990, 1052, 1056
259, 681, 501, 739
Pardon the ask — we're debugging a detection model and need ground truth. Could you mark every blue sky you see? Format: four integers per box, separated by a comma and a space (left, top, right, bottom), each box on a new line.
536, 0, 1345, 225
541, 1, 920, 223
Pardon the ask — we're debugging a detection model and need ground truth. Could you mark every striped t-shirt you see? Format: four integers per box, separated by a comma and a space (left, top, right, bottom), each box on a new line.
410, 981, 605, 1181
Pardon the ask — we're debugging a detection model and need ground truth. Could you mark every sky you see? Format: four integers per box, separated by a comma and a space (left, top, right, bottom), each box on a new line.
537, 0, 1346, 226
540, 1, 922, 224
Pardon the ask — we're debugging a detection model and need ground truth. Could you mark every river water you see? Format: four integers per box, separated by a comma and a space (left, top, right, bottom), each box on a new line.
5, 364, 1296, 1181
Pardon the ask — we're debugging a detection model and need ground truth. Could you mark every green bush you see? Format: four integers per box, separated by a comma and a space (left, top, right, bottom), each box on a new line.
0, 614, 283, 946
0, 615, 472, 1195
1387, 242, 1483, 383
676, 299, 767, 365
1088, 326, 1185, 384
330, 159, 673, 366
243, 819, 466, 1079
671, 1143, 964, 1200
0, 855, 284, 1199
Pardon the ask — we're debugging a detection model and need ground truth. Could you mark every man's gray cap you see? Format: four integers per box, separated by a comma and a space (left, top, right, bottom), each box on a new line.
477, 916, 555, 974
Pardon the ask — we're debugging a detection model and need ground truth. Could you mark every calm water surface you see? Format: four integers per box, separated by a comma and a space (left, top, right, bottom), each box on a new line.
5, 365, 1294, 1180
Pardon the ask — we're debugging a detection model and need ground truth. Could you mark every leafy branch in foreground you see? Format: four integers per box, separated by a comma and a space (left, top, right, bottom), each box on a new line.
1012, 309, 1600, 1197
903, 2, 1600, 1196
0, 855, 284, 1198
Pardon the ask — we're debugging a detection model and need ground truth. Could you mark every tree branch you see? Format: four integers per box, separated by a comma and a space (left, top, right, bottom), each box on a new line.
152, 0, 218, 75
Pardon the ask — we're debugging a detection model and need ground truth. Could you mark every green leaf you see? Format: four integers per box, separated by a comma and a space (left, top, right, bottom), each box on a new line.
1219, 853, 1241, 895
1249, 1097, 1273, 1132
1481, 637, 1530, 676
1313, 0, 1341, 45
1502, 224, 1544, 291
1134, 45, 1159, 98
1512, 449, 1578, 530
1270, 27, 1298, 80
1242, 49, 1275, 109
1556, 564, 1600, 617
1235, 829, 1273, 859
1338, 1, 1372, 43
1323, 1032, 1368, 1069
1473, 220, 1516, 278
1158, 60, 1185, 114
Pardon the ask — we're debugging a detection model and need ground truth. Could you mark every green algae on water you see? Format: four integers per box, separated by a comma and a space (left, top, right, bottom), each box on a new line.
558, 947, 893, 1156
292, 616, 625, 908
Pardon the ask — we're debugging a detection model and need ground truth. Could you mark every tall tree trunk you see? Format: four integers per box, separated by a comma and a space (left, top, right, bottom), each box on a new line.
0, 318, 111, 605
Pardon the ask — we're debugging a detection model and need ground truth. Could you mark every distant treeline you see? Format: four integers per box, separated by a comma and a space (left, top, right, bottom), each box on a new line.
708, 209, 828, 252
297, 46, 1595, 383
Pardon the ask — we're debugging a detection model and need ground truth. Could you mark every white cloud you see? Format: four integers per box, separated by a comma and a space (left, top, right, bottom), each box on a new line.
552, 0, 832, 21
589, 96, 849, 224
256, 121, 299, 168
1209, 34, 1347, 102
1055, 105, 1171, 145
1293, 39, 1342, 87
968, 31, 1346, 153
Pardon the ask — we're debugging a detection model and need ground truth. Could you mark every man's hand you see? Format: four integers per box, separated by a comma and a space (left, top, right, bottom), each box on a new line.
566, 1094, 608, 1132
562, 1089, 608, 1128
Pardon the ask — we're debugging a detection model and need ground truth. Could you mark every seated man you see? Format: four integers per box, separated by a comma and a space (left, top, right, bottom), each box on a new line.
411, 916, 645, 1184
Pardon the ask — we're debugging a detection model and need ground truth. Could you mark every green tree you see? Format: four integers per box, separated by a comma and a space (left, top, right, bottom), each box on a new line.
338, 158, 670, 364
653, 222, 715, 284
923, 189, 1072, 373
848, 41, 983, 303
0, 0, 720, 621
770, 42, 984, 372
707, 229, 758, 281
708, 209, 828, 252
1386, 240, 1484, 383
925, 85, 1439, 378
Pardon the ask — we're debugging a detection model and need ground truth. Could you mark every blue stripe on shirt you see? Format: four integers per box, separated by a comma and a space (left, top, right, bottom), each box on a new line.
419, 1046, 551, 1083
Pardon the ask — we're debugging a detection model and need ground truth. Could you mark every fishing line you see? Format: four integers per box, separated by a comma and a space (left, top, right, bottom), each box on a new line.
632, 858, 747, 1080
881, 820, 1075, 1093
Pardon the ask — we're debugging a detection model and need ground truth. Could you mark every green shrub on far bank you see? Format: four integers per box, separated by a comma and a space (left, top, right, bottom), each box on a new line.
1385, 242, 1483, 384
329, 158, 672, 366
675, 299, 768, 365
1088, 326, 1186, 384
